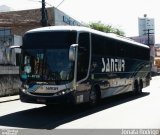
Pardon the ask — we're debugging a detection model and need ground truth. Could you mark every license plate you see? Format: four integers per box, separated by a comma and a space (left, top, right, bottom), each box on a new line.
37, 98, 46, 103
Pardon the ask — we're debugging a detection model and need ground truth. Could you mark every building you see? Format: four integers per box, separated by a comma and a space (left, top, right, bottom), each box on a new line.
130, 35, 154, 45
138, 14, 155, 45
129, 14, 156, 73
0, 7, 82, 66
139, 14, 154, 36
0, 28, 21, 65
130, 14, 155, 45
0, 7, 82, 36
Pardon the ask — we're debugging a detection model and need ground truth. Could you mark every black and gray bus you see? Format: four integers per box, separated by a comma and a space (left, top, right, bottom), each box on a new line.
18, 26, 150, 105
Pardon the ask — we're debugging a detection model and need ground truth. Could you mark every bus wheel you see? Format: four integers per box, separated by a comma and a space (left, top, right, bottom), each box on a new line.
139, 80, 143, 94
134, 80, 143, 95
134, 81, 139, 95
45, 104, 55, 108
89, 87, 99, 106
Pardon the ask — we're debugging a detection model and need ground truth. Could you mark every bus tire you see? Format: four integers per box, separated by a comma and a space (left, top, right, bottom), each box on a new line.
134, 80, 139, 95
89, 86, 100, 107
134, 80, 143, 95
139, 80, 143, 94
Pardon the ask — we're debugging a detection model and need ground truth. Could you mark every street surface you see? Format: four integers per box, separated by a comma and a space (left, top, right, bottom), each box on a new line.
0, 76, 160, 129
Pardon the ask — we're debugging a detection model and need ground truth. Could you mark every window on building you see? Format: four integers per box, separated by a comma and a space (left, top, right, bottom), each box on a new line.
0, 28, 11, 36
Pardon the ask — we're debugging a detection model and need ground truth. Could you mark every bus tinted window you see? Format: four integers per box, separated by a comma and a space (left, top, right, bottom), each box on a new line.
115, 40, 126, 58
92, 34, 105, 56
23, 31, 77, 49
105, 38, 116, 57
92, 34, 116, 57
125, 44, 133, 59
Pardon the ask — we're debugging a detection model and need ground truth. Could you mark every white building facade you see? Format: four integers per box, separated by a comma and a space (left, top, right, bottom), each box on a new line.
138, 14, 155, 45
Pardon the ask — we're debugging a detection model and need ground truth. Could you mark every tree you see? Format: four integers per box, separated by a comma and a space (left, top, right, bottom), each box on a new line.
88, 21, 125, 36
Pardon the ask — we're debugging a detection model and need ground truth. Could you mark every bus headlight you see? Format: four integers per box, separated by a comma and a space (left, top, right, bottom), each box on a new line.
22, 89, 26, 92
62, 91, 65, 95
57, 91, 66, 95
56, 89, 72, 96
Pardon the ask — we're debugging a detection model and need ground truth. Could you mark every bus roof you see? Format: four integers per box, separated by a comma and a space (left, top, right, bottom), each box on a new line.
26, 26, 149, 49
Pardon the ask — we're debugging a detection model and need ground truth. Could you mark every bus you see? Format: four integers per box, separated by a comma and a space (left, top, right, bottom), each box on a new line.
17, 26, 150, 106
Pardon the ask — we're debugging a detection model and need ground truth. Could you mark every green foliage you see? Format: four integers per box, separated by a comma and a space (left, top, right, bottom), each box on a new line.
88, 21, 125, 36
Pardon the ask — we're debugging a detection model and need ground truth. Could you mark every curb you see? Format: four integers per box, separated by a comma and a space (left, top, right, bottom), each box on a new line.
0, 95, 19, 103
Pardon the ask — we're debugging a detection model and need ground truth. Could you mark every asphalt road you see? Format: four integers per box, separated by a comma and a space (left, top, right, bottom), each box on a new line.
0, 76, 160, 129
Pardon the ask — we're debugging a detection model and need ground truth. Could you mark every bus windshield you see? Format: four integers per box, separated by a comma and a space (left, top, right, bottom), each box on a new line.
20, 31, 77, 82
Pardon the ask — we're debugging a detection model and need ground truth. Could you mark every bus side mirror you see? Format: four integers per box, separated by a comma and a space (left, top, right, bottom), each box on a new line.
69, 44, 78, 61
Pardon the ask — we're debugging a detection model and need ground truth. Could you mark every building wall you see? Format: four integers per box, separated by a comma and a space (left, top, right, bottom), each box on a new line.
0, 8, 54, 96
0, 66, 20, 97
54, 8, 82, 26
138, 17, 155, 36
0, 74, 21, 97
130, 35, 155, 45
0, 7, 54, 35
138, 15, 155, 45
0, 7, 82, 36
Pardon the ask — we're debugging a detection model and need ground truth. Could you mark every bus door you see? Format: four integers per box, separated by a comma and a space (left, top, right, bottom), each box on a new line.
77, 33, 90, 82
76, 32, 90, 103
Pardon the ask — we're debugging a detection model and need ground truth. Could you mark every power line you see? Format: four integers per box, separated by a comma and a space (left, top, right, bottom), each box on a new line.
56, 0, 65, 8
27, 0, 65, 8
27, 0, 53, 7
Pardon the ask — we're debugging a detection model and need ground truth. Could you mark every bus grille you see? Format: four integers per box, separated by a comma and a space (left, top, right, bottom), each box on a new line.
30, 92, 54, 96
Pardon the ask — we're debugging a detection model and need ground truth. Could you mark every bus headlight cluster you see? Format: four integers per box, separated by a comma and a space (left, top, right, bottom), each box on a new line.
21, 84, 29, 89
23, 85, 29, 89
55, 89, 72, 96
20, 84, 29, 93
21, 88, 28, 94
22, 89, 26, 93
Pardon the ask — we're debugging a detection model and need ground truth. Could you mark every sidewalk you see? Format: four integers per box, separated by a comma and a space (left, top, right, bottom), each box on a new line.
0, 95, 19, 103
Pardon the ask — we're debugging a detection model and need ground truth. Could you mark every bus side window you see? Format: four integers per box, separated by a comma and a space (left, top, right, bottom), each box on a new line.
77, 33, 90, 81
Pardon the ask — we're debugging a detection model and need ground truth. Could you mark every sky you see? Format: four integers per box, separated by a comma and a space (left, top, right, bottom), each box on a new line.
1, 0, 160, 43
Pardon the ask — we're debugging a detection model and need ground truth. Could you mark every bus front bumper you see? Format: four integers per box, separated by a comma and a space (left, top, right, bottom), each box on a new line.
19, 90, 76, 105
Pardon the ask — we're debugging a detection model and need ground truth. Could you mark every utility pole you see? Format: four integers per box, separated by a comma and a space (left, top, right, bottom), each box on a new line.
41, 0, 48, 27
144, 29, 154, 45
